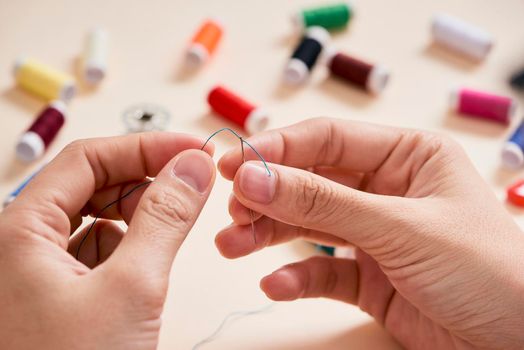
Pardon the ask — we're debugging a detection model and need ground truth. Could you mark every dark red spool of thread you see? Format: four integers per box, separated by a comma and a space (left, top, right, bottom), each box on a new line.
326, 51, 390, 94
207, 85, 269, 134
29, 106, 65, 146
16, 100, 66, 162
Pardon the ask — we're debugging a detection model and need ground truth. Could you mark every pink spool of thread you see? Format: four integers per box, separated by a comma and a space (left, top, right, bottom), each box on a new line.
16, 100, 66, 162
449, 87, 517, 124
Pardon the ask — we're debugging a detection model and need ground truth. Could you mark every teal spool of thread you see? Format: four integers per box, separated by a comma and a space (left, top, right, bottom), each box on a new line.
293, 2, 353, 30
315, 244, 335, 256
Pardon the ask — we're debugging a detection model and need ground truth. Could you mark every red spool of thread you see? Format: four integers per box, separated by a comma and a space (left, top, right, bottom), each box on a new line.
16, 100, 66, 162
507, 179, 524, 207
450, 87, 517, 124
207, 85, 269, 134
325, 49, 390, 94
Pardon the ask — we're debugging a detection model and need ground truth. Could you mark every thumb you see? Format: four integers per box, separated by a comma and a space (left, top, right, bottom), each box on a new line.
233, 161, 421, 254
108, 149, 215, 286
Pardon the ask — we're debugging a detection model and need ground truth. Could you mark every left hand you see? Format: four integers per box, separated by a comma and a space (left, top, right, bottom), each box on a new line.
0, 132, 216, 350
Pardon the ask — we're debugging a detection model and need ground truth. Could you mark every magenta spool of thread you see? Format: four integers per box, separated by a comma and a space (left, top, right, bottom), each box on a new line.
450, 88, 517, 124
16, 100, 66, 162
325, 48, 390, 94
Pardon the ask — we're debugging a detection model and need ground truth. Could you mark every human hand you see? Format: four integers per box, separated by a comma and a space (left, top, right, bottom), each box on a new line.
0, 133, 216, 350
216, 118, 524, 349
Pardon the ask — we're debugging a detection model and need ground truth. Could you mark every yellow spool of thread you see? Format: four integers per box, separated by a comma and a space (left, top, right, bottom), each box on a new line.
13, 57, 76, 102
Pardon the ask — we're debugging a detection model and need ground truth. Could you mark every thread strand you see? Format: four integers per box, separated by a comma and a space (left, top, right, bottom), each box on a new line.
74, 128, 269, 260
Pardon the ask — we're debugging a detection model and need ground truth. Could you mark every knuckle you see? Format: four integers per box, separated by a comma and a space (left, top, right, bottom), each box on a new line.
295, 175, 333, 221
409, 130, 467, 171
133, 276, 167, 311
293, 117, 332, 133
303, 257, 338, 297
408, 130, 457, 157
309, 116, 332, 124
436, 133, 464, 155
62, 138, 92, 155
141, 188, 194, 229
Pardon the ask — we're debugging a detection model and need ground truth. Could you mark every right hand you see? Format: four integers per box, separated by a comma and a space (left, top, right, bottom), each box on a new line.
215, 117, 524, 349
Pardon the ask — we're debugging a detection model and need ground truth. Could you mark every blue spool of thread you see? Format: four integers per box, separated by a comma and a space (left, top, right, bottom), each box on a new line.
3, 167, 42, 208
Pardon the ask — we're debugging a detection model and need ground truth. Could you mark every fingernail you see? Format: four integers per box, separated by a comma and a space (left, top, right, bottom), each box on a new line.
173, 151, 212, 193
239, 162, 275, 204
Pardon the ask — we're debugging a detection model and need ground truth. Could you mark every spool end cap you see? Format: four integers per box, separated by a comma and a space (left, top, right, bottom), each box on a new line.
186, 43, 209, 67
49, 100, 67, 116
245, 108, 269, 134
84, 65, 105, 85
13, 56, 27, 77
16, 132, 45, 163
306, 26, 330, 47
60, 82, 76, 102
367, 65, 390, 94
284, 59, 309, 85
449, 87, 461, 110
502, 141, 524, 169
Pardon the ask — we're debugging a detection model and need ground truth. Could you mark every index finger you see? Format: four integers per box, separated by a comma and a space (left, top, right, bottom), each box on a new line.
218, 117, 403, 180
4, 132, 214, 249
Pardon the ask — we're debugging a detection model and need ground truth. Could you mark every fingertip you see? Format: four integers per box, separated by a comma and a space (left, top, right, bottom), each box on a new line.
215, 223, 258, 259
217, 150, 237, 181
215, 227, 243, 259
228, 193, 261, 224
171, 149, 216, 194
201, 140, 215, 157
227, 193, 237, 217
260, 269, 302, 301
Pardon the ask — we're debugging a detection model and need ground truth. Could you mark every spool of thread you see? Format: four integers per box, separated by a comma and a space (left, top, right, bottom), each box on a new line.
325, 49, 390, 94
507, 179, 524, 207
431, 14, 493, 61
292, 2, 353, 30
449, 88, 516, 125
186, 19, 223, 67
510, 68, 524, 91
314, 244, 355, 258
16, 101, 66, 163
13, 57, 76, 101
82, 28, 108, 85
501, 120, 524, 169
207, 86, 269, 134
315, 244, 335, 256
3, 167, 43, 208
284, 26, 330, 85
334, 246, 355, 259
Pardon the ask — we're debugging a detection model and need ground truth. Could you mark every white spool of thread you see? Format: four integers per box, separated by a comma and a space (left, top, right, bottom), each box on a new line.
82, 28, 108, 85
431, 14, 493, 61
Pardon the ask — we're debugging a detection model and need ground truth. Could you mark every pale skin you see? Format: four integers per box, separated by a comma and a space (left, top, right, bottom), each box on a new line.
0, 133, 217, 350
0, 118, 523, 349
216, 118, 524, 350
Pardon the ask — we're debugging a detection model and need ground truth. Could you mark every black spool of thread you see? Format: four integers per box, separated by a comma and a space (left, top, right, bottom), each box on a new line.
284, 26, 330, 85
510, 68, 524, 91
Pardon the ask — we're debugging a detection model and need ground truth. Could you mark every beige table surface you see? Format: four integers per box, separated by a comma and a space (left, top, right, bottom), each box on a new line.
2, 0, 524, 349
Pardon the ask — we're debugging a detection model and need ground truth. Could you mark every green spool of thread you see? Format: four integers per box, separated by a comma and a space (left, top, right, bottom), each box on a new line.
294, 2, 353, 30
315, 244, 335, 256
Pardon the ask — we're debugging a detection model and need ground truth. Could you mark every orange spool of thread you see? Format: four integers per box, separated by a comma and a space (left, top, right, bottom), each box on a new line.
186, 19, 223, 66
